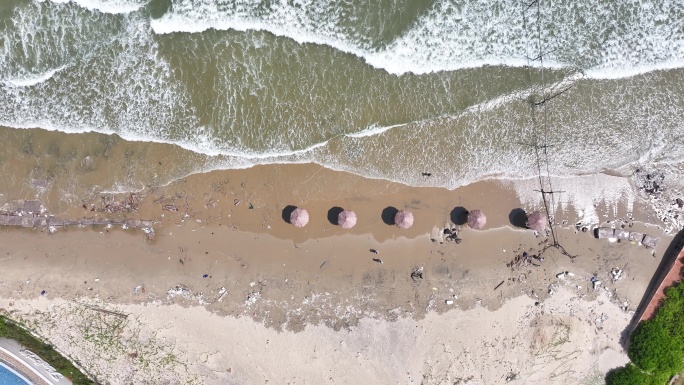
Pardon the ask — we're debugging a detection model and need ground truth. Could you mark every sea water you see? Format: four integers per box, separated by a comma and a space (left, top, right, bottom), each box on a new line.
0, 0, 682, 190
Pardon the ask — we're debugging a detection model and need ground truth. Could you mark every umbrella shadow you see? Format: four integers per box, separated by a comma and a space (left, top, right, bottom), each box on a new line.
327, 206, 344, 225
381, 206, 399, 226
509, 208, 528, 228
281, 205, 297, 224
450, 207, 468, 225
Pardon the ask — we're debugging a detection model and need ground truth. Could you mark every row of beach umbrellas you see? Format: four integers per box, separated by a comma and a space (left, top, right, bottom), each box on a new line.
288, 207, 548, 232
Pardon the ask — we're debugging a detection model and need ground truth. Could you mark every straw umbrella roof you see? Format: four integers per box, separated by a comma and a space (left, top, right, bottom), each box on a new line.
290, 208, 309, 228
526, 211, 547, 232
467, 210, 486, 230
338, 210, 357, 229
395, 210, 414, 229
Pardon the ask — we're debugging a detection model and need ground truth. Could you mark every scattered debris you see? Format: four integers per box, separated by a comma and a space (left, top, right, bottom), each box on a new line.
611, 268, 623, 283
642, 235, 660, 249
494, 281, 504, 290
615, 229, 630, 242
636, 170, 665, 197
369, 249, 379, 254
217, 287, 228, 302
411, 267, 424, 282
442, 227, 462, 243
245, 291, 260, 306
628, 231, 644, 243
445, 299, 454, 305
596, 228, 615, 239
372, 258, 383, 264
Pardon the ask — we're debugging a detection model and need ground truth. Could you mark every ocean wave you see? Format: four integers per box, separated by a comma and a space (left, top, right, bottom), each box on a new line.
145, 0, 684, 78
43, 0, 147, 14
1, 65, 68, 87
345, 123, 407, 139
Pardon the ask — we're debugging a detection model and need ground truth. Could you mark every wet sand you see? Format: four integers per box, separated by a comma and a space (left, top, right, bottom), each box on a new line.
0, 127, 680, 384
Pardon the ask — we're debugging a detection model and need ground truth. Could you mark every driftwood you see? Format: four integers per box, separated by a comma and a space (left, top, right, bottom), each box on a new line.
76, 302, 128, 318
0, 215, 153, 230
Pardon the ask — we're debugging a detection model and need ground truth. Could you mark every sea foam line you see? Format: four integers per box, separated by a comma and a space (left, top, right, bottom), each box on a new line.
1, 65, 68, 87
37, 0, 684, 79
345, 123, 407, 139
0, 119, 332, 161
41, 0, 146, 14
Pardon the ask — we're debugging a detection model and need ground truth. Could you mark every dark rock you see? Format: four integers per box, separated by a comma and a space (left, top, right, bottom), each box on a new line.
677, 198, 684, 208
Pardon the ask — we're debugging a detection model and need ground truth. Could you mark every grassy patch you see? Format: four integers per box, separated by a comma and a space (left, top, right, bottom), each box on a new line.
0, 315, 93, 385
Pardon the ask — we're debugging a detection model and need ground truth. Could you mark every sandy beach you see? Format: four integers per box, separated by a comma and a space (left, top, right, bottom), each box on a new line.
0, 151, 680, 384
2, 1, 684, 382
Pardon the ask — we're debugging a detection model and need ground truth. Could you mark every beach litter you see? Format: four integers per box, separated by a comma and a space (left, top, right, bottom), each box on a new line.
245, 291, 260, 306
202, 274, 209, 278
217, 287, 227, 302
410, 267, 424, 282
611, 268, 623, 282
642, 235, 660, 249
40, 290, 46, 296
615, 229, 630, 242
372, 258, 383, 264
445, 300, 454, 305
628, 231, 644, 244
596, 227, 615, 239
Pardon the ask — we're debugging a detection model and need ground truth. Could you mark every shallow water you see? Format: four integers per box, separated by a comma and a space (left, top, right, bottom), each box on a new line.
0, 0, 683, 192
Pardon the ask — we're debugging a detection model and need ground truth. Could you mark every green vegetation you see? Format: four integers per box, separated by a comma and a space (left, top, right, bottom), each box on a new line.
607, 282, 684, 385
0, 315, 93, 385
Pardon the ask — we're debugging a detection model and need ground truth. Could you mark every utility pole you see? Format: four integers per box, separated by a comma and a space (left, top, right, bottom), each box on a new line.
522, 0, 575, 258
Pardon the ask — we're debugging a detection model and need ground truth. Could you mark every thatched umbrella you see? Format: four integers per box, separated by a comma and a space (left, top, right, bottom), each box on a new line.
467, 210, 486, 230
290, 208, 309, 228
395, 210, 414, 229
338, 210, 357, 229
526, 211, 546, 232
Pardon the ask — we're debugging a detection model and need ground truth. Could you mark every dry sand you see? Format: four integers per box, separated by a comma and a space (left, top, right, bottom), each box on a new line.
0, 131, 681, 384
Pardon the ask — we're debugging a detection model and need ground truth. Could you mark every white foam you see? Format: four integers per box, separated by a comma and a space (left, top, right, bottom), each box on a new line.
147, 0, 684, 78
512, 174, 635, 225
43, 0, 146, 14
1, 65, 67, 87
345, 123, 406, 139
585, 59, 684, 79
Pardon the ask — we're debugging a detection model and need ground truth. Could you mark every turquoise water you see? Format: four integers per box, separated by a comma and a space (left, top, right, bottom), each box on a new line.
0, 362, 31, 385
0, 0, 683, 189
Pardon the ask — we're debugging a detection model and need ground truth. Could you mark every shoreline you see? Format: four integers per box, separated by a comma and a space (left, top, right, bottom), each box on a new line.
0, 153, 681, 383
0, 125, 682, 236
